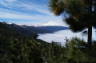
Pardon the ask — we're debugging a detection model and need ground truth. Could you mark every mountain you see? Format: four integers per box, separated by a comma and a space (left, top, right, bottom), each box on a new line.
22, 25, 69, 34
8, 23, 37, 37
0, 22, 69, 38
0, 22, 37, 38
0, 22, 49, 63
0, 22, 96, 63
7, 23, 68, 36
0, 22, 68, 63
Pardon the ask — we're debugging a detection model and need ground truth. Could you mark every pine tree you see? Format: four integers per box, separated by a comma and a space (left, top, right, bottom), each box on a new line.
49, 0, 96, 47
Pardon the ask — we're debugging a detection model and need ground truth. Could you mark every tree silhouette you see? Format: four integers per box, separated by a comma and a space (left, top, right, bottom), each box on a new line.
49, 0, 96, 47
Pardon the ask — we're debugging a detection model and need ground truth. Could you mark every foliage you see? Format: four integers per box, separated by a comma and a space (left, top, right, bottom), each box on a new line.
49, 0, 96, 46
0, 22, 96, 63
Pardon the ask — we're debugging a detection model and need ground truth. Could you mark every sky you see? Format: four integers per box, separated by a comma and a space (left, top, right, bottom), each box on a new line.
0, 0, 67, 26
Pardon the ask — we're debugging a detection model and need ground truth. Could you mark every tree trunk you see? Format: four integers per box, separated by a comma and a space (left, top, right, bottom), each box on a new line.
87, 26, 92, 47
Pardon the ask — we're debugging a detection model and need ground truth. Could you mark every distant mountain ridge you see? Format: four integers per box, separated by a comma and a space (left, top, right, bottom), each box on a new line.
0, 22, 69, 36
22, 25, 69, 34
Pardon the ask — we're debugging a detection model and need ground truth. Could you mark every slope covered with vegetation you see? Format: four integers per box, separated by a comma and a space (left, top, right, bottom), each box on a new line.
0, 22, 96, 63
0, 22, 48, 63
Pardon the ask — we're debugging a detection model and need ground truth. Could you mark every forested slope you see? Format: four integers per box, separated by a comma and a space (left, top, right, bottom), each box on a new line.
0, 22, 96, 63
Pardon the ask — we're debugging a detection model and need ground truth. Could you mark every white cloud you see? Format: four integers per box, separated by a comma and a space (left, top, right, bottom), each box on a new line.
42, 21, 63, 26
38, 30, 87, 45
0, 0, 67, 26
0, 0, 17, 7
18, 3, 52, 15
0, 10, 59, 21
0, 0, 58, 21
0, 0, 51, 16
4, 0, 17, 3
38, 28, 96, 45
36, 20, 68, 26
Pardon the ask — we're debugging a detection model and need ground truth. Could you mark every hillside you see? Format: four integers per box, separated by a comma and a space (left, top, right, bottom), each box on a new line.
0, 22, 67, 63
8, 23, 68, 35
0, 22, 49, 63
0, 22, 96, 63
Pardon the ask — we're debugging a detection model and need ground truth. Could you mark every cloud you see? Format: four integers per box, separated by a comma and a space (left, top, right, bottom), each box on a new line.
38, 30, 87, 45
0, 10, 60, 21
0, 0, 51, 16
4, 0, 17, 3
38, 28, 96, 45
0, 0, 56, 21
18, 2, 52, 15
36, 20, 68, 26
0, 0, 17, 7
0, 0, 67, 26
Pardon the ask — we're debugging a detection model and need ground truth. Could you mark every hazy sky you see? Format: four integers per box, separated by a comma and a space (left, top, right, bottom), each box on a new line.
0, 0, 67, 26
